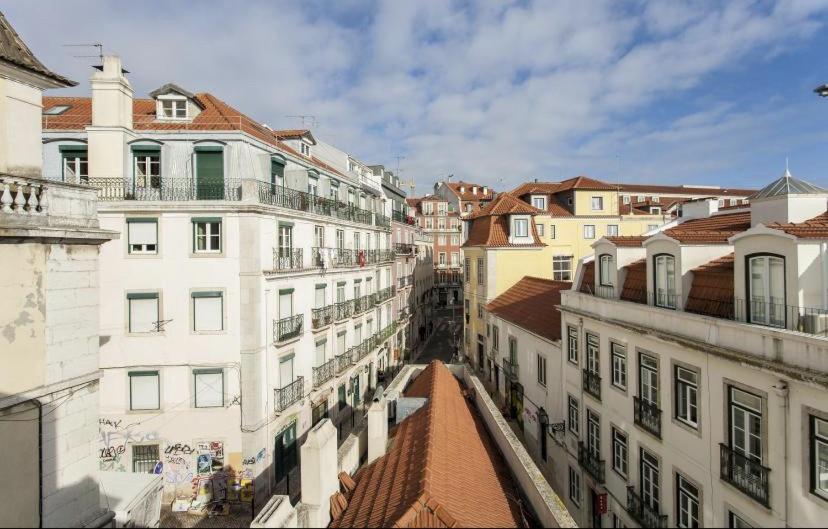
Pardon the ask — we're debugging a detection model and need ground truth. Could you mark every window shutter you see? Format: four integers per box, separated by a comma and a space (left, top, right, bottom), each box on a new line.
128, 221, 157, 246
129, 296, 159, 333
315, 286, 325, 309
194, 370, 223, 407
280, 357, 294, 385
195, 150, 224, 199
130, 372, 159, 410
193, 293, 223, 331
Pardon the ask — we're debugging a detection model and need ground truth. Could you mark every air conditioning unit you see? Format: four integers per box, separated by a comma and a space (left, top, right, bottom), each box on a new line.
801, 313, 828, 336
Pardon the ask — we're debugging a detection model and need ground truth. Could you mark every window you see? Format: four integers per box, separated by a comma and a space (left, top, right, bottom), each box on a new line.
129, 371, 160, 410
194, 369, 224, 408
193, 218, 221, 253
583, 225, 596, 239
127, 218, 158, 254
161, 98, 187, 119
622, 195, 631, 204
532, 196, 547, 210
586, 333, 599, 374
192, 291, 223, 331
133, 149, 161, 189
639, 353, 659, 406
438, 218, 446, 230
569, 467, 581, 506
537, 354, 547, 386
477, 258, 484, 285
654, 254, 676, 308
438, 235, 447, 245
451, 252, 459, 266
61, 147, 88, 183
132, 444, 160, 473
44, 104, 70, 115
550, 225, 556, 239
568, 395, 580, 436
426, 218, 433, 229
337, 331, 346, 356
652, 196, 660, 203
314, 284, 326, 310
611, 342, 627, 390
301, 142, 310, 156
329, 181, 339, 201
676, 474, 700, 528
514, 218, 529, 237
728, 386, 763, 466
271, 159, 285, 188
477, 303, 483, 319
465, 259, 471, 282
612, 427, 628, 477
274, 422, 297, 485
599, 254, 614, 287
728, 511, 752, 528
508, 336, 518, 365
437, 203, 447, 216
675, 366, 699, 428
492, 325, 499, 352
439, 252, 446, 266
747, 255, 785, 327
607, 224, 619, 237
567, 326, 578, 364
554, 256, 572, 281
587, 410, 600, 457
651, 207, 662, 215
592, 196, 604, 210
451, 234, 460, 245
640, 448, 661, 514
128, 292, 159, 333
335, 229, 345, 250
312, 400, 329, 427
338, 384, 347, 411
811, 415, 828, 500
314, 226, 325, 249
315, 339, 327, 367
308, 176, 318, 196
424, 202, 434, 215
279, 355, 295, 387
613, 514, 626, 528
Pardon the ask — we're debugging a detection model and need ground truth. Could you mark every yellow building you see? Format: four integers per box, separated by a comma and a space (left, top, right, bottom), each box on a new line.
461, 176, 669, 370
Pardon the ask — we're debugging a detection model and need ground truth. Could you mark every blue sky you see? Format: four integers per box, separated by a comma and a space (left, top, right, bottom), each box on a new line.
6, 0, 828, 194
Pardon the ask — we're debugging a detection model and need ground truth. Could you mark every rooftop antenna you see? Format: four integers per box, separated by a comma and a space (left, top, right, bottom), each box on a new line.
285, 115, 319, 128
62, 43, 104, 63
395, 155, 406, 174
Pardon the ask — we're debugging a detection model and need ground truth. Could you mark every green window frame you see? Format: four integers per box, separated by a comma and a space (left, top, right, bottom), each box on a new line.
59, 144, 88, 183
127, 292, 160, 333
194, 147, 224, 199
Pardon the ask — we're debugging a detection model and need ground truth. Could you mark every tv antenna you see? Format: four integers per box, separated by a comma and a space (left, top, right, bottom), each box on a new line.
285, 115, 319, 128
394, 155, 406, 174
62, 43, 104, 62
152, 319, 174, 332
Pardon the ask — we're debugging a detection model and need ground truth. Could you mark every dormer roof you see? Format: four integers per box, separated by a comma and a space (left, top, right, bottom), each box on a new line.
272, 129, 317, 145
148, 83, 204, 108
466, 192, 542, 219
750, 170, 827, 200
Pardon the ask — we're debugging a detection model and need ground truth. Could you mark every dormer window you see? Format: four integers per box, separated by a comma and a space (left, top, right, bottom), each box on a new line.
623, 195, 630, 204
160, 98, 187, 119
652, 196, 660, 203
599, 254, 614, 287
591, 196, 604, 211
531, 196, 547, 210
747, 254, 785, 327
44, 105, 70, 115
301, 143, 311, 156
650, 207, 662, 215
514, 218, 529, 237
653, 254, 676, 309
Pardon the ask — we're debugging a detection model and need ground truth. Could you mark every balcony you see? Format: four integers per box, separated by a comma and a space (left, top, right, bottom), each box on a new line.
392, 210, 416, 225
582, 369, 601, 401
378, 322, 397, 341
353, 295, 371, 314
273, 248, 304, 271
274, 376, 304, 412
375, 213, 391, 229
311, 305, 335, 329
626, 486, 667, 528
503, 359, 519, 382
719, 444, 770, 507
398, 308, 410, 321
335, 351, 353, 373
395, 243, 414, 255
81, 176, 243, 202
258, 183, 374, 226
274, 314, 304, 342
375, 286, 395, 304
633, 396, 662, 439
578, 442, 606, 484
312, 358, 336, 388
334, 300, 353, 320
594, 285, 615, 299
313, 247, 355, 268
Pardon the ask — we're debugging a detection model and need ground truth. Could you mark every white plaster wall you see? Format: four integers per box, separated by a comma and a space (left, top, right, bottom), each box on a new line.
0, 75, 44, 177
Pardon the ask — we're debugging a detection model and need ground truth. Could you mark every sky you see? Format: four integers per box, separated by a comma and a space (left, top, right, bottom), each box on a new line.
6, 0, 828, 195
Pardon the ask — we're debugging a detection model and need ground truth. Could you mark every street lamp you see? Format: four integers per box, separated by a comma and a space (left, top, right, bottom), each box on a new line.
815, 84, 828, 97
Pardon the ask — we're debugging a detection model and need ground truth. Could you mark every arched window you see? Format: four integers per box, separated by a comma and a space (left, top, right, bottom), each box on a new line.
599, 254, 614, 287
747, 254, 785, 327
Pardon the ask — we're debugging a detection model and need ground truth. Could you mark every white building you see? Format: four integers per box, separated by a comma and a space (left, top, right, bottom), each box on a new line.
41, 56, 403, 509
556, 173, 828, 527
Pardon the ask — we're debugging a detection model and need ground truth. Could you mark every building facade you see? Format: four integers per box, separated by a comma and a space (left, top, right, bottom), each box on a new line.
41, 57, 405, 508
408, 194, 464, 306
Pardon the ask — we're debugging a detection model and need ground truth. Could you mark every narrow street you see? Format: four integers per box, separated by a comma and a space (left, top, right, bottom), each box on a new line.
413, 307, 462, 364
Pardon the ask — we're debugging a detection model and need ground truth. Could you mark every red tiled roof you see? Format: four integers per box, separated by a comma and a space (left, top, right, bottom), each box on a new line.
42, 95, 349, 179
463, 215, 545, 248
685, 254, 734, 318
605, 236, 646, 247
510, 181, 562, 197
272, 128, 310, 138
555, 175, 618, 192
0, 13, 75, 86
768, 211, 828, 239
620, 259, 647, 304
618, 183, 755, 196
330, 361, 524, 528
485, 277, 571, 342
467, 192, 542, 219
579, 261, 595, 294
664, 211, 752, 244
445, 181, 495, 202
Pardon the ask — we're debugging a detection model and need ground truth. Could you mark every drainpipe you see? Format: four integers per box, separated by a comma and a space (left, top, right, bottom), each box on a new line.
821, 243, 828, 309
772, 380, 789, 527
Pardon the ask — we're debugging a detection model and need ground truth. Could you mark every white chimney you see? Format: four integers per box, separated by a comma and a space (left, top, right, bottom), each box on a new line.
88, 55, 134, 179
367, 397, 389, 464
678, 198, 719, 220
300, 419, 339, 528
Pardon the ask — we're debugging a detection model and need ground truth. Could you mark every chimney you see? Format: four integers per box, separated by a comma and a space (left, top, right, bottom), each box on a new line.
88, 55, 134, 179
678, 198, 718, 220
300, 419, 339, 528
367, 397, 389, 464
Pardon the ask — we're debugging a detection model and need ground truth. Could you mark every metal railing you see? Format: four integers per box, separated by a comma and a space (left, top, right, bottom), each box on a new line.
334, 300, 353, 320
633, 396, 662, 439
626, 486, 667, 528
312, 358, 336, 388
83, 176, 243, 201
312, 247, 356, 268
375, 214, 390, 229
395, 243, 414, 255
335, 351, 353, 373
311, 305, 335, 329
578, 442, 606, 484
274, 376, 304, 412
353, 296, 369, 314
719, 444, 770, 507
392, 210, 416, 225
256, 182, 374, 225
274, 314, 304, 342
649, 289, 678, 310
375, 286, 395, 304
273, 248, 303, 271
594, 284, 616, 299
582, 369, 601, 401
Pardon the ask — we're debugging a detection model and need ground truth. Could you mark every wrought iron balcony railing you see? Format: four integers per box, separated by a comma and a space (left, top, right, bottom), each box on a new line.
76, 176, 244, 202
633, 396, 662, 439
274, 376, 304, 412
274, 314, 304, 342
395, 243, 414, 255
626, 486, 667, 528
392, 210, 416, 225
719, 444, 770, 507
375, 213, 391, 229
273, 247, 303, 271
311, 305, 335, 329
312, 247, 356, 268
578, 442, 606, 483
335, 351, 353, 373
257, 182, 374, 225
582, 369, 601, 401
334, 300, 353, 320
312, 358, 336, 388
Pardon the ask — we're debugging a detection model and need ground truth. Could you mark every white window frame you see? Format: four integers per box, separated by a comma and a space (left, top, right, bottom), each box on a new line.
514, 218, 529, 237
127, 218, 158, 255
554, 255, 572, 281
591, 196, 604, 210
569, 466, 582, 506
747, 254, 785, 327
607, 224, 619, 237
675, 365, 699, 428
567, 326, 578, 364
537, 354, 547, 386
599, 254, 614, 287
676, 474, 700, 529
654, 254, 676, 309
612, 426, 628, 478
812, 415, 828, 500
194, 219, 222, 254
568, 395, 580, 436
531, 196, 547, 210
611, 342, 627, 390
536, 223, 545, 237
583, 224, 596, 239
159, 97, 187, 119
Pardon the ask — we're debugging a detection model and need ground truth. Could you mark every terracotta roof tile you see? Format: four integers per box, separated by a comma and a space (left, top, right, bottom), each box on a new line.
330, 361, 524, 528
605, 236, 646, 247
466, 192, 542, 219
685, 254, 735, 318
618, 183, 755, 196
620, 259, 647, 304
463, 215, 545, 248
767, 211, 828, 239
485, 277, 570, 342
445, 181, 495, 202
0, 13, 75, 86
579, 261, 595, 294
664, 211, 752, 244
555, 175, 618, 191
